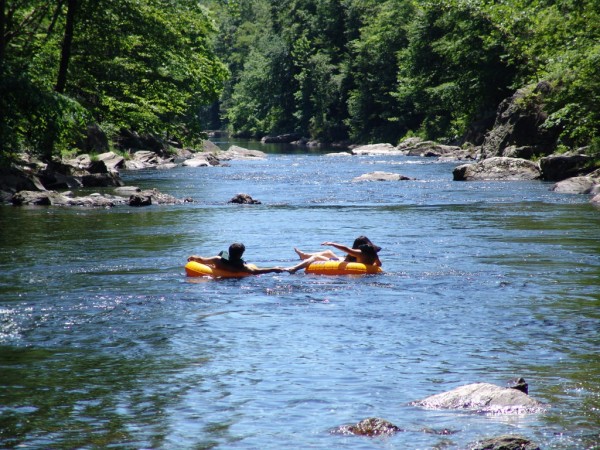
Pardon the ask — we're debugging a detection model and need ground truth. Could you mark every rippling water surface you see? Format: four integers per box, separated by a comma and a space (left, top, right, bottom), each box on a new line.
1, 142, 599, 449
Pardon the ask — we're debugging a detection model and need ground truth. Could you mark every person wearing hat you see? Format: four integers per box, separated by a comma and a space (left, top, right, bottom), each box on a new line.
187, 242, 285, 275
285, 236, 382, 274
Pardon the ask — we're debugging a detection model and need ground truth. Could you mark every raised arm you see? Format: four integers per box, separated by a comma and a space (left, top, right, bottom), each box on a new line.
321, 241, 361, 258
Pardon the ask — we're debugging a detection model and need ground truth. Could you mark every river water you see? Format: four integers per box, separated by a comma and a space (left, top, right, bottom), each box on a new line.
1, 141, 599, 449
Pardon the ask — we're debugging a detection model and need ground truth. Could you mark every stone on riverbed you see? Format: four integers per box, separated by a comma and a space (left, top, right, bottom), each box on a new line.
469, 434, 541, 450
410, 381, 547, 414
228, 193, 261, 204
331, 417, 403, 437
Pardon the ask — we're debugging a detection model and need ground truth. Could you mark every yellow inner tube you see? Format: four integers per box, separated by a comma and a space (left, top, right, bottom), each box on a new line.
185, 261, 257, 278
304, 261, 382, 275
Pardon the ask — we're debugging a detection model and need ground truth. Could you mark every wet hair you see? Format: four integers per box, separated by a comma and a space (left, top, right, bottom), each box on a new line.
352, 236, 372, 249
228, 243, 245, 261
344, 236, 381, 263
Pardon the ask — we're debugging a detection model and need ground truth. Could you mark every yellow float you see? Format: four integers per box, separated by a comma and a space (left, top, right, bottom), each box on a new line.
304, 261, 382, 275
185, 260, 257, 278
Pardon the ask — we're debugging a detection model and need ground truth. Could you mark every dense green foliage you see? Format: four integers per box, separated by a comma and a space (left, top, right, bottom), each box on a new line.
2, 0, 598, 160
1, 0, 227, 160
211, 0, 599, 147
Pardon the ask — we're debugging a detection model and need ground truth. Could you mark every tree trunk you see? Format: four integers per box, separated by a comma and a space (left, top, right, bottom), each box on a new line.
0, 0, 6, 66
55, 0, 77, 93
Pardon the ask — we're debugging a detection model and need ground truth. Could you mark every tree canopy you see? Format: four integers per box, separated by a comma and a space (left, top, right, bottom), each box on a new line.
1, 0, 598, 161
212, 0, 599, 148
1, 0, 227, 160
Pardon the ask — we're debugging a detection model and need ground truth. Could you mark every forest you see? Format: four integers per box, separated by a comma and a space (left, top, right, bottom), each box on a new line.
1, 0, 599, 162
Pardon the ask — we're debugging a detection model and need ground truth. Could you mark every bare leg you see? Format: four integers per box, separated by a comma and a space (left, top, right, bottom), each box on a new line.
286, 255, 317, 274
294, 248, 338, 261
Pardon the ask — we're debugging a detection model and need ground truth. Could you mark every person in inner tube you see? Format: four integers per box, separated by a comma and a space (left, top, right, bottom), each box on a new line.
285, 236, 382, 273
188, 242, 285, 274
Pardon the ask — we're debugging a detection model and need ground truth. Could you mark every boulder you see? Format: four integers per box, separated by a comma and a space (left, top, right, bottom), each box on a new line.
11, 188, 189, 207
331, 418, 403, 437
551, 176, 600, 194
182, 153, 220, 167
453, 157, 541, 181
124, 150, 175, 170
228, 193, 261, 204
352, 171, 415, 182
97, 151, 125, 172
480, 81, 561, 158
218, 145, 267, 160
261, 133, 301, 144
591, 194, 600, 204
539, 153, 593, 181
11, 190, 125, 207
469, 435, 541, 450
128, 188, 191, 206
351, 143, 404, 155
410, 382, 547, 414
0, 166, 46, 202
78, 124, 109, 153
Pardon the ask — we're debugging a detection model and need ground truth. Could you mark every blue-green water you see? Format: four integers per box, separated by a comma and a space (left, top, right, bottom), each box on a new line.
1, 143, 599, 449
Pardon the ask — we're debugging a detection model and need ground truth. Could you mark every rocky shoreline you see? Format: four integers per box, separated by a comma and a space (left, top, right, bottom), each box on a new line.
3, 88, 600, 209
0, 141, 270, 207
2, 136, 599, 207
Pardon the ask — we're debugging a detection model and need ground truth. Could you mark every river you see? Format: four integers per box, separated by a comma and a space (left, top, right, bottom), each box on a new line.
1, 141, 599, 449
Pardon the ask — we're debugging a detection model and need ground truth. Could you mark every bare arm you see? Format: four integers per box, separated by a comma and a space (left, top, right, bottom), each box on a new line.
243, 265, 284, 275
187, 255, 221, 265
321, 241, 362, 258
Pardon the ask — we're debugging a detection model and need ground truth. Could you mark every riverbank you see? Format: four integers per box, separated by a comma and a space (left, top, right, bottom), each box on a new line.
2, 137, 599, 207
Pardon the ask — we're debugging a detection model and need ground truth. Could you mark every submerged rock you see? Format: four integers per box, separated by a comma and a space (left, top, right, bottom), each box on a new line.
469, 434, 541, 450
410, 381, 547, 414
331, 417, 403, 437
228, 193, 261, 204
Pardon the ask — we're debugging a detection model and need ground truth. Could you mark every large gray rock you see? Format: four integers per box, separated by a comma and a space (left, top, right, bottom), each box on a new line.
352, 171, 415, 182
218, 145, 267, 160
97, 151, 125, 172
539, 153, 593, 181
11, 190, 125, 207
410, 382, 547, 414
453, 157, 541, 181
182, 153, 220, 167
351, 143, 404, 155
551, 176, 600, 194
480, 81, 560, 158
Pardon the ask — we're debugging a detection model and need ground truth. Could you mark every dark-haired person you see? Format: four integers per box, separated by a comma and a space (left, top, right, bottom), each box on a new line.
286, 236, 382, 274
188, 243, 284, 275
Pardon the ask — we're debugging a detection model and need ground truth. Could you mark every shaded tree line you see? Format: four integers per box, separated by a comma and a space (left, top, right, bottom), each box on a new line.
2, 0, 598, 162
0, 0, 227, 161
208, 0, 599, 149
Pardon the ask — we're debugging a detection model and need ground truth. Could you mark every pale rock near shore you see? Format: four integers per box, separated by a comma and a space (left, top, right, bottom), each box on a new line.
351, 143, 404, 156
551, 176, 600, 194
410, 382, 547, 414
217, 145, 267, 160
352, 171, 415, 182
